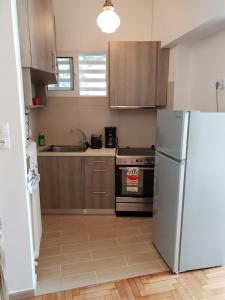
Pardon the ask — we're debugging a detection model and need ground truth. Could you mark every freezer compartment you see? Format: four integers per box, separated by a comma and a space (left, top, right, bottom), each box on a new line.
152, 151, 185, 273
156, 110, 189, 160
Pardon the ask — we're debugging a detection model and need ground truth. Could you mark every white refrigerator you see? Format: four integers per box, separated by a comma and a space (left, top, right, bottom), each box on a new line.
153, 110, 225, 273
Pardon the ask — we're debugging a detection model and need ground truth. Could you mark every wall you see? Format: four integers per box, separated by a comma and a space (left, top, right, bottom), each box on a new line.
35, 0, 157, 148
189, 30, 225, 112
0, 0, 35, 294
38, 98, 156, 147
152, 0, 225, 46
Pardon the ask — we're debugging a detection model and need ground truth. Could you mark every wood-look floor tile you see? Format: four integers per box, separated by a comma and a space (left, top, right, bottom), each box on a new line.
62, 272, 97, 290
117, 234, 151, 246
125, 250, 161, 265
92, 243, 151, 260
38, 251, 91, 268
37, 266, 61, 281
40, 246, 61, 258
61, 256, 126, 276
89, 228, 140, 241
62, 239, 118, 255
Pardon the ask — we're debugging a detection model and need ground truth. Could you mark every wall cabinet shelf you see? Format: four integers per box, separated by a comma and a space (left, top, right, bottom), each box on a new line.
109, 41, 169, 108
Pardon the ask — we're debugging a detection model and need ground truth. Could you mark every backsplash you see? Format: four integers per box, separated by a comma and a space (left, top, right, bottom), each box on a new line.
35, 97, 157, 148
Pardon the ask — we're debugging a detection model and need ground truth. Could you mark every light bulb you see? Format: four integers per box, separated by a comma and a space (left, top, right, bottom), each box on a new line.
97, 6, 120, 34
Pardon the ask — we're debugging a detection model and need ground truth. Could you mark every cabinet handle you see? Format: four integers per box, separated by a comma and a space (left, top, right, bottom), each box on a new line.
93, 192, 106, 194
92, 170, 105, 172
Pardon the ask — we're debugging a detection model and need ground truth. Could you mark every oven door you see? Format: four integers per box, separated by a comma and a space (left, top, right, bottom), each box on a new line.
116, 165, 154, 198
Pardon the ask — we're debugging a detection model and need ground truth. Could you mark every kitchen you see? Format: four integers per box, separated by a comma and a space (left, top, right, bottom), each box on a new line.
2, 0, 225, 299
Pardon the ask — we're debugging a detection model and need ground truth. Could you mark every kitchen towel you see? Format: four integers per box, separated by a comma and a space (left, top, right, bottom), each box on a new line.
126, 167, 141, 192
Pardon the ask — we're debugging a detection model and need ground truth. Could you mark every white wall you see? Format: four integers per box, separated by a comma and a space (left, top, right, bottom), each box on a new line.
152, 0, 225, 46
38, 98, 156, 147
54, 0, 153, 52
189, 30, 225, 112
0, 0, 35, 294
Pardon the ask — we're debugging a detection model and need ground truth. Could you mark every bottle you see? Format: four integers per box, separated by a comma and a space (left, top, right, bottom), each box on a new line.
38, 133, 45, 147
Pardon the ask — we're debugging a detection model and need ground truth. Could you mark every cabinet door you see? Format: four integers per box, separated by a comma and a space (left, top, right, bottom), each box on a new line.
84, 157, 115, 209
38, 156, 59, 209
109, 41, 157, 108
28, 0, 55, 73
57, 157, 84, 209
155, 44, 170, 107
38, 156, 84, 210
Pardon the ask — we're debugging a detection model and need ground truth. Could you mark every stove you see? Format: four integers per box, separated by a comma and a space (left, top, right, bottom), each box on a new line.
116, 147, 155, 166
115, 147, 155, 215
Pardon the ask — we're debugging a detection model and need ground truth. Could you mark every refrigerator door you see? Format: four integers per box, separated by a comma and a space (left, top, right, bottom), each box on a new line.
156, 110, 189, 160
179, 112, 225, 272
152, 151, 185, 273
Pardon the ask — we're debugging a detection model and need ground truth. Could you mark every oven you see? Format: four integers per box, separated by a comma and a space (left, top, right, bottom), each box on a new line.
115, 148, 155, 215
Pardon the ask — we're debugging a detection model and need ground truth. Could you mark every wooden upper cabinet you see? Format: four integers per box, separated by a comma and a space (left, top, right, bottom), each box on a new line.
17, 0, 56, 75
109, 41, 169, 108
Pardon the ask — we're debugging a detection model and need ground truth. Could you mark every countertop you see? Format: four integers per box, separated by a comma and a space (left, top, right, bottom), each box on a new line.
38, 147, 116, 157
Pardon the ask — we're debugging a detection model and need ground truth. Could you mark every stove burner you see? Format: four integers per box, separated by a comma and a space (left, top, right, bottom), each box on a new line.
117, 147, 155, 157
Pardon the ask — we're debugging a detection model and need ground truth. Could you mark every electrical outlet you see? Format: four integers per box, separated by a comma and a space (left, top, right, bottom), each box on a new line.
216, 80, 224, 89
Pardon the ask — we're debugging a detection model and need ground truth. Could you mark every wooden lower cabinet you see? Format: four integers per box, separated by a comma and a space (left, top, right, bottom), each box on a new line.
38, 156, 84, 210
38, 155, 115, 213
84, 157, 115, 210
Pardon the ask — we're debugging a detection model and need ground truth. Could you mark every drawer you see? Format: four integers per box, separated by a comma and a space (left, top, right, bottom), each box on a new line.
85, 187, 115, 209
85, 165, 115, 189
85, 156, 115, 166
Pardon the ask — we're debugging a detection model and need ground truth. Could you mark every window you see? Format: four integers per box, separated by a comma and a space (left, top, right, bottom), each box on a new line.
48, 57, 74, 91
78, 52, 107, 96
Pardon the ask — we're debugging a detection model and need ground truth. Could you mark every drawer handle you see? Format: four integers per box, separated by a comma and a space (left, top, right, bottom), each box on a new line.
93, 161, 106, 163
92, 170, 105, 172
93, 191, 106, 194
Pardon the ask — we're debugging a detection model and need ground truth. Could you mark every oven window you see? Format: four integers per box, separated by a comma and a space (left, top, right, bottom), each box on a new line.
116, 166, 154, 198
121, 168, 144, 196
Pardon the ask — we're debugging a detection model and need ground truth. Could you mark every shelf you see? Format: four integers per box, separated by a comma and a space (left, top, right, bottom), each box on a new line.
26, 105, 45, 109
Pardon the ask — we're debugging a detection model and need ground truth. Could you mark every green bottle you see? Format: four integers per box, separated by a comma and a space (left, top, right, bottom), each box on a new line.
38, 133, 45, 147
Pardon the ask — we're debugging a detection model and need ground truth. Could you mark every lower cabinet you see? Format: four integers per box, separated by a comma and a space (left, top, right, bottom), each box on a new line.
84, 157, 115, 210
38, 156, 84, 210
38, 155, 115, 213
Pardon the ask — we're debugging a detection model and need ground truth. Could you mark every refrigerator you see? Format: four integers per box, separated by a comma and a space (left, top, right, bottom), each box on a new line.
152, 110, 225, 274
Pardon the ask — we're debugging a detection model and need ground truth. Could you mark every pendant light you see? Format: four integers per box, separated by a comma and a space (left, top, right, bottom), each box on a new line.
97, 0, 120, 33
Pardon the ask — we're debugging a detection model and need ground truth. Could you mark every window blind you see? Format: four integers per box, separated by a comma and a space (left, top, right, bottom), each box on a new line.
78, 52, 107, 96
48, 57, 74, 91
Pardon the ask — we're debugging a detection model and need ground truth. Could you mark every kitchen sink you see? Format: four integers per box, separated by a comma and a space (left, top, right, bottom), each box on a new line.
40, 145, 87, 153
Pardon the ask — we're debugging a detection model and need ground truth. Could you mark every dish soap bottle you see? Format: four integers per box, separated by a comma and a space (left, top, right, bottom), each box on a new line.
38, 133, 45, 147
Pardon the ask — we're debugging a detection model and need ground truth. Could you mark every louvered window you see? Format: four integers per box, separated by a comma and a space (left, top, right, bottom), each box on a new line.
78, 52, 107, 96
48, 57, 74, 91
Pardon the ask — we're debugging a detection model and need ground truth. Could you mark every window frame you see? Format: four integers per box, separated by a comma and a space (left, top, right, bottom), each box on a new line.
46, 52, 108, 98
47, 56, 74, 91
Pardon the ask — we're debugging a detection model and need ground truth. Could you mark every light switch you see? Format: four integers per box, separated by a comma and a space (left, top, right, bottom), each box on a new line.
0, 122, 10, 150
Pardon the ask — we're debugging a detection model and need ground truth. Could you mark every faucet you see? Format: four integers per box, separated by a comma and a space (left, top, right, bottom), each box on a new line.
70, 128, 88, 149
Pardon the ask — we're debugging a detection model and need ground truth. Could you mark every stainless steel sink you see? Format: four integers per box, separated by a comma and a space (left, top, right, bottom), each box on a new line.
40, 145, 87, 153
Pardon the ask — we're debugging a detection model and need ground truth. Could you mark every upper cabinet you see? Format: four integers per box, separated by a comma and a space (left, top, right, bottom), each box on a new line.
17, 0, 57, 79
109, 41, 169, 109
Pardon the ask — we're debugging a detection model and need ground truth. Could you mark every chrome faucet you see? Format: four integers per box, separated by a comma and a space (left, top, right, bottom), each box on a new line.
70, 128, 88, 149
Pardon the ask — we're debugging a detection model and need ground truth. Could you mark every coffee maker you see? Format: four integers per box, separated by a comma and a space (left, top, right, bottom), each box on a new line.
105, 127, 118, 148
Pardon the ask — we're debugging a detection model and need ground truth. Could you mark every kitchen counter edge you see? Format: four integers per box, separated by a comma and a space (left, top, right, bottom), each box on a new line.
38, 147, 116, 157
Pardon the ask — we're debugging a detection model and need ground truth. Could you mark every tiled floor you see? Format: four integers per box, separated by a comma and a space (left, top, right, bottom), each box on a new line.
36, 215, 169, 295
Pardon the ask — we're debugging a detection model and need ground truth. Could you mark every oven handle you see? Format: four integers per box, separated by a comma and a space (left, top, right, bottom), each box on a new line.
118, 167, 154, 170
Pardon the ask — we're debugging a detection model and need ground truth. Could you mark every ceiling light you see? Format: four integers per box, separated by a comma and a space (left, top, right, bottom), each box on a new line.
97, 0, 120, 34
